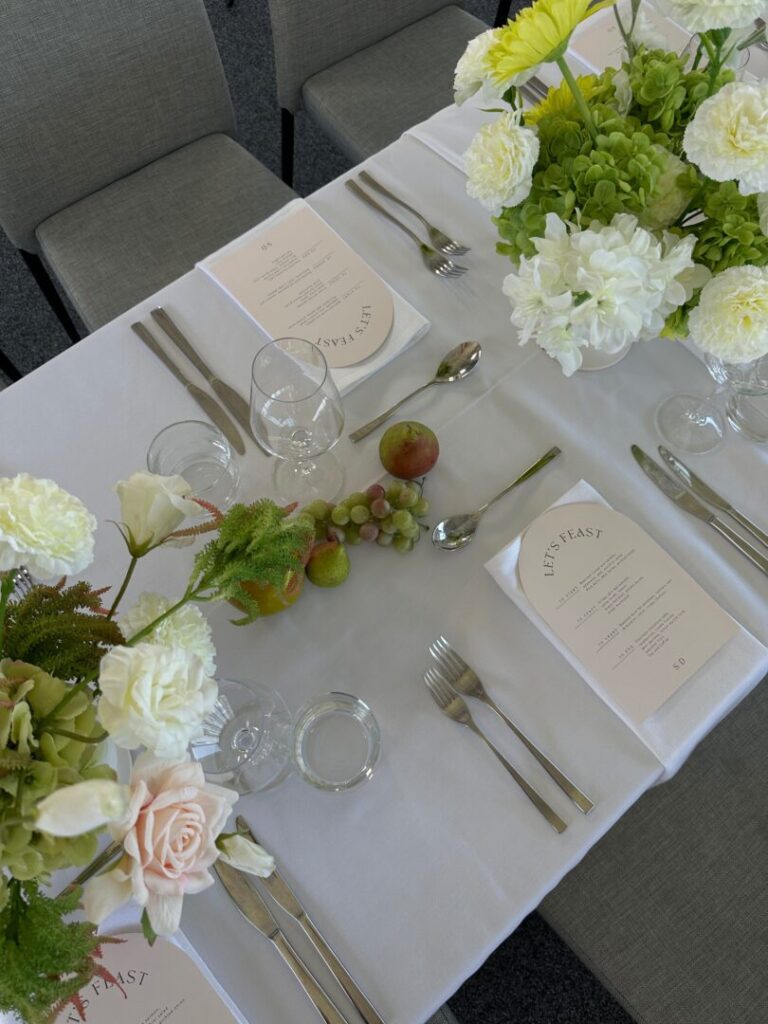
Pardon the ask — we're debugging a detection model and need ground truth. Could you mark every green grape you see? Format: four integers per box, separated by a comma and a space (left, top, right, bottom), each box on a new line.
345, 524, 362, 545
397, 487, 418, 509
346, 491, 367, 508
376, 530, 394, 547
296, 512, 316, 529
386, 481, 404, 504
380, 515, 398, 535
400, 522, 420, 541
414, 497, 430, 517
331, 505, 350, 526
305, 499, 332, 520
393, 536, 413, 553
392, 509, 413, 532
350, 504, 370, 525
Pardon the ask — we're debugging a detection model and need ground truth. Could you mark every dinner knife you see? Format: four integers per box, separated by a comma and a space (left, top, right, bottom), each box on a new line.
214, 859, 355, 1024
131, 322, 246, 455
235, 817, 386, 1024
150, 307, 253, 439
631, 445, 768, 576
658, 446, 768, 550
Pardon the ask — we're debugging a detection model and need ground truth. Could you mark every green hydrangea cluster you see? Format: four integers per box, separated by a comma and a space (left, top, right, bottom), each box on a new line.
694, 181, 768, 274
0, 661, 113, 880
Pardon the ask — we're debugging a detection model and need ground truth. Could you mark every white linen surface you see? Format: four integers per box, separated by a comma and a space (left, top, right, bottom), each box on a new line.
486, 481, 768, 778
198, 198, 430, 396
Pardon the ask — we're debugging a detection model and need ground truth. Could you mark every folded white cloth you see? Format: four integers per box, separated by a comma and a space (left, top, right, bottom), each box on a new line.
486, 480, 768, 778
404, 101, 497, 174
198, 199, 430, 397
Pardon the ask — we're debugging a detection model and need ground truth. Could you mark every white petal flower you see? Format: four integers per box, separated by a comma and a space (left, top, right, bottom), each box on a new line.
36, 779, 129, 837
120, 592, 216, 675
0, 474, 96, 580
217, 834, 275, 877
454, 28, 507, 105
683, 81, 768, 196
82, 864, 133, 924
651, 0, 768, 31
688, 265, 768, 363
97, 643, 218, 760
115, 472, 200, 555
465, 111, 540, 213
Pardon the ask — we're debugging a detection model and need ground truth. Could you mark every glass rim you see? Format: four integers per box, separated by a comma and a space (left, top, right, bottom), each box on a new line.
251, 336, 329, 404
146, 418, 231, 469
292, 691, 381, 791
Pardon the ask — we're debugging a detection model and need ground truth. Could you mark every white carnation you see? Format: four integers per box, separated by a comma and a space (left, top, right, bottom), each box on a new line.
0, 474, 96, 579
683, 81, 768, 196
651, 0, 768, 31
120, 592, 216, 675
465, 111, 539, 213
688, 265, 768, 363
454, 29, 505, 106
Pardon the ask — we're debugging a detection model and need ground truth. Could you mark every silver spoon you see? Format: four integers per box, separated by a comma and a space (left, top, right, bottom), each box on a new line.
349, 340, 481, 442
432, 446, 562, 551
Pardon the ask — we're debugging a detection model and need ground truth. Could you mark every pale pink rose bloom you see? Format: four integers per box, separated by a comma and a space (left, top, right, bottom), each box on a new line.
83, 753, 236, 935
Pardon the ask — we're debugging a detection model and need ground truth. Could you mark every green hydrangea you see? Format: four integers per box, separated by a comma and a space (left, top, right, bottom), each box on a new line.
694, 181, 768, 274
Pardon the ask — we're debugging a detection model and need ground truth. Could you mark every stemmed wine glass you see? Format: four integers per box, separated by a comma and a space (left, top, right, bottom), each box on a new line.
250, 337, 345, 502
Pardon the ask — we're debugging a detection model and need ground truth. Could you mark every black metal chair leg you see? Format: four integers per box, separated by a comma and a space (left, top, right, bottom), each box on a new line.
0, 346, 22, 382
19, 250, 81, 345
494, 1, 512, 26
281, 108, 295, 188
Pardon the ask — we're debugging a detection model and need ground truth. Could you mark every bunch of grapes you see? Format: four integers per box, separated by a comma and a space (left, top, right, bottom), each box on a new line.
301, 481, 430, 553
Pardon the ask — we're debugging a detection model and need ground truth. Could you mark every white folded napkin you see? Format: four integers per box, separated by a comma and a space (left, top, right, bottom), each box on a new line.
485, 480, 768, 778
404, 101, 497, 174
198, 199, 430, 397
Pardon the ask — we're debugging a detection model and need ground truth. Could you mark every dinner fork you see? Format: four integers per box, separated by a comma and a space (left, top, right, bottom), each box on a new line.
345, 181, 468, 278
358, 171, 470, 256
9, 566, 33, 599
424, 669, 567, 833
429, 637, 594, 814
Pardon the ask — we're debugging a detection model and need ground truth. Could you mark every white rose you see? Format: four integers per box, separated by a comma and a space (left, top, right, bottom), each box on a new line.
465, 111, 540, 213
683, 81, 768, 196
652, 0, 768, 31
0, 474, 96, 580
688, 265, 768, 363
97, 643, 218, 760
36, 779, 129, 837
120, 592, 216, 674
217, 834, 275, 877
115, 472, 200, 554
454, 28, 505, 106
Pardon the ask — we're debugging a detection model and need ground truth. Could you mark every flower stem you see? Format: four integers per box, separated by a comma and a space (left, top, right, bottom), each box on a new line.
699, 32, 723, 96
6, 878, 22, 943
0, 571, 18, 658
613, 4, 633, 58
123, 587, 200, 646
107, 556, 138, 620
556, 56, 597, 137
48, 728, 109, 744
57, 840, 124, 898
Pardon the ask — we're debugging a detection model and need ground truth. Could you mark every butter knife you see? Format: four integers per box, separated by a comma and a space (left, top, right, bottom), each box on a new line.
214, 860, 355, 1024
150, 308, 253, 439
632, 445, 768, 576
658, 446, 768, 550
131, 322, 245, 455
236, 818, 386, 1024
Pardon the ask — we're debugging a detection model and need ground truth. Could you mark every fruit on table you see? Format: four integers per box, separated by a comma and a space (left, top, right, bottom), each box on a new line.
233, 571, 304, 616
306, 540, 351, 587
379, 421, 439, 479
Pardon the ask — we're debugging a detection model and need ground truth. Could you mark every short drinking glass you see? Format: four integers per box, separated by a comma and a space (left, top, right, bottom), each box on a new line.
147, 420, 240, 508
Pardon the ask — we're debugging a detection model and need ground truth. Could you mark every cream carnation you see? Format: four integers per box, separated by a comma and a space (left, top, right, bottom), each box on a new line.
454, 28, 506, 105
97, 643, 218, 759
683, 81, 768, 196
651, 0, 768, 30
465, 111, 539, 212
0, 474, 96, 579
120, 592, 216, 675
687, 265, 768, 363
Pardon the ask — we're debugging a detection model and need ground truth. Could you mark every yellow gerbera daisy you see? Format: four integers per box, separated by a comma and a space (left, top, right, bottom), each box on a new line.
486, 0, 616, 86
524, 73, 601, 125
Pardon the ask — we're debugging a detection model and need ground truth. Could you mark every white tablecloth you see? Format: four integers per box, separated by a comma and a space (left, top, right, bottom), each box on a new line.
2, 118, 767, 1024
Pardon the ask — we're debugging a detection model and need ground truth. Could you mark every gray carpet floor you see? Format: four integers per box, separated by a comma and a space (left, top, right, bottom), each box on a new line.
0, 3, 634, 1022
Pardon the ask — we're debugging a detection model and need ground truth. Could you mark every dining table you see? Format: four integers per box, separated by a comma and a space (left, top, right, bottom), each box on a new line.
2, 76, 767, 1024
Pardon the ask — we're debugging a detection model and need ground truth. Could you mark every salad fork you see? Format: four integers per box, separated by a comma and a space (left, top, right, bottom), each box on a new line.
345, 181, 468, 278
423, 668, 567, 833
358, 171, 470, 256
429, 636, 594, 814
9, 566, 33, 599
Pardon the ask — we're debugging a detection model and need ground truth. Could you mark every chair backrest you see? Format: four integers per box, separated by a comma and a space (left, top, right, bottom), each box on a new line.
267, 0, 452, 112
0, 0, 236, 252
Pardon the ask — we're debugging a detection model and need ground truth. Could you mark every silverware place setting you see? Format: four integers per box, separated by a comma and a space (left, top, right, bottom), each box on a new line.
349, 340, 481, 441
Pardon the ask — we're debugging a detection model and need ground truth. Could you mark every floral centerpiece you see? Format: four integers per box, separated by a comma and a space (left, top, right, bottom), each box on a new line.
0, 470, 315, 1024
454, 0, 768, 374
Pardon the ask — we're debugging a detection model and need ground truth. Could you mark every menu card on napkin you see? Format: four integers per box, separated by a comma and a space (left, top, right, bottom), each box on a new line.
516, 501, 738, 723
201, 203, 394, 369
53, 933, 240, 1024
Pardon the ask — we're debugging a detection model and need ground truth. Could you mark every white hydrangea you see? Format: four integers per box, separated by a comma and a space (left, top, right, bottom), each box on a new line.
688, 265, 768, 363
503, 213, 701, 375
683, 81, 768, 196
465, 111, 539, 213
454, 29, 506, 106
120, 592, 216, 676
651, 0, 768, 31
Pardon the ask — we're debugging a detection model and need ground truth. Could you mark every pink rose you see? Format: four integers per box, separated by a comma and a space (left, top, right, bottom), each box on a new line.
83, 754, 236, 935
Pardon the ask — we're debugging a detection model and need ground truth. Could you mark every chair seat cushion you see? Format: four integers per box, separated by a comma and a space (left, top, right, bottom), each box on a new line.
36, 134, 294, 331
540, 679, 768, 1024
302, 5, 485, 164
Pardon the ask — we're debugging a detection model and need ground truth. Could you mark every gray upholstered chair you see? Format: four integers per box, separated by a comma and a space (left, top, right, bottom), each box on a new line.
265, 0, 489, 184
541, 678, 768, 1024
0, 0, 294, 377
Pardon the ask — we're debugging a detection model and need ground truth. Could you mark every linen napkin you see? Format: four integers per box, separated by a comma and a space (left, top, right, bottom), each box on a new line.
198, 199, 430, 397
485, 480, 768, 778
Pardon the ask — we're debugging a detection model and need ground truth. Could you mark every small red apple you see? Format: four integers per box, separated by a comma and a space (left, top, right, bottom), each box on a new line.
379, 421, 439, 479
